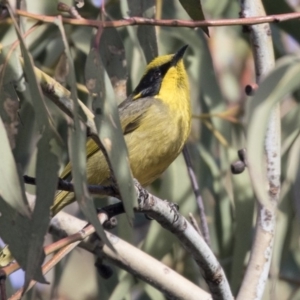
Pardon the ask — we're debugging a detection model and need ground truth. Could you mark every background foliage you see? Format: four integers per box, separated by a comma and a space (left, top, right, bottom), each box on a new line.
0, 0, 300, 299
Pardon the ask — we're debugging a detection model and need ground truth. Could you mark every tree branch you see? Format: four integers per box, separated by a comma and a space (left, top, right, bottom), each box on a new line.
49, 211, 212, 300
7, 197, 211, 300
22, 177, 232, 299
13, 9, 300, 29
133, 182, 233, 300
237, 0, 280, 299
23, 175, 118, 197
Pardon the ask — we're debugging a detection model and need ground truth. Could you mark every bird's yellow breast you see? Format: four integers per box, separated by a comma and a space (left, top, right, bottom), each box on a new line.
126, 73, 191, 185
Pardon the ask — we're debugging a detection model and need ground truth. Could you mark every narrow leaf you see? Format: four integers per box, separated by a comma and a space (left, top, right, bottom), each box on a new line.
99, 26, 128, 102
56, 18, 111, 246
0, 194, 31, 272
0, 116, 29, 216
8, 5, 63, 286
179, 0, 209, 36
247, 55, 300, 207
85, 47, 135, 224
127, 0, 158, 63
25, 129, 61, 286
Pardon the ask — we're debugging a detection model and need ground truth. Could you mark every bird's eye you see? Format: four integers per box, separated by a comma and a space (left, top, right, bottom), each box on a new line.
154, 70, 161, 78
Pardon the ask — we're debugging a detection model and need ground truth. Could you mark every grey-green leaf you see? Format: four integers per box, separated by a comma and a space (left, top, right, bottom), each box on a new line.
85, 47, 135, 225
56, 18, 112, 247
179, 0, 209, 36
25, 129, 62, 287
0, 115, 30, 216
127, 0, 158, 63
247, 55, 300, 207
99, 26, 127, 102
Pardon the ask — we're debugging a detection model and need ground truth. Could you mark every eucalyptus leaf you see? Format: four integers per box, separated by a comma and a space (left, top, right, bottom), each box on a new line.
0, 46, 25, 91
0, 66, 29, 227
99, 26, 128, 102
56, 19, 111, 247
0, 193, 34, 277
247, 55, 300, 207
179, 0, 209, 36
7, 7, 65, 286
228, 146, 254, 293
85, 47, 135, 225
0, 116, 30, 215
127, 0, 158, 63
144, 283, 165, 300
25, 129, 62, 286
108, 273, 135, 300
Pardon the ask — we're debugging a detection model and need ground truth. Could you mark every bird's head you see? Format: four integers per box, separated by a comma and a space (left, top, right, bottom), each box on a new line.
132, 45, 189, 101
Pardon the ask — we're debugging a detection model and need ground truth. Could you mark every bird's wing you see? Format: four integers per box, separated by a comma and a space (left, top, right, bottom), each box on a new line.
119, 97, 156, 135
60, 162, 72, 180
59, 97, 157, 179
59, 138, 100, 179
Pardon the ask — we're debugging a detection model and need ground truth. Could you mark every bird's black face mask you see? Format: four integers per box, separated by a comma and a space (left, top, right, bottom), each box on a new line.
132, 62, 171, 99
132, 45, 188, 99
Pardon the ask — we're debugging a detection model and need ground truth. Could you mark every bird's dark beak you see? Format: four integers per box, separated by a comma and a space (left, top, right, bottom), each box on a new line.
171, 45, 188, 66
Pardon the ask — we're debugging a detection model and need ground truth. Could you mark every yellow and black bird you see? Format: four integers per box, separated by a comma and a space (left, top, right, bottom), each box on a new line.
51, 45, 191, 215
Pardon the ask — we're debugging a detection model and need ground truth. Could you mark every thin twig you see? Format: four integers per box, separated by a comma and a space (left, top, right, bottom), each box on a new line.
23, 175, 118, 197
100, 0, 106, 17
3, 228, 87, 276
14, 9, 300, 28
18, 57, 97, 134
3, 202, 128, 278
93, 19, 103, 50
10, 245, 81, 299
182, 146, 211, 246
57, 2, 82, 19
8, 213, 109, 300
188, 213, 202, 236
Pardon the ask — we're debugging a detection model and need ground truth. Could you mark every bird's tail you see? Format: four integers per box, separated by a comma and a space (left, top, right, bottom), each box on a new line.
51, 190, 75, 216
